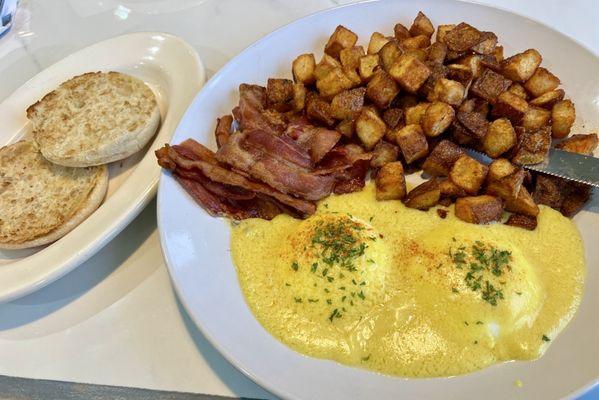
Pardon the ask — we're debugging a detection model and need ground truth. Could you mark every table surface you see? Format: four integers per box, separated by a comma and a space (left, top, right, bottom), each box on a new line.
0, 1, 597, 399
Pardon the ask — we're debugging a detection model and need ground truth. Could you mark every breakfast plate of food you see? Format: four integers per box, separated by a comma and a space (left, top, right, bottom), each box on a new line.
156, 0, 599, 398
0, 32, 204, 302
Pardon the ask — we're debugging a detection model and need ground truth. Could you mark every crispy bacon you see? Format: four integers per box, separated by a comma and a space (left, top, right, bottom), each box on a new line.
175, 168, 255, 201
237, 84, 285, 136
316, 144, 372, 175
243, 129, 312, 169
215, 115, 233, 148
333, 159, 370, 194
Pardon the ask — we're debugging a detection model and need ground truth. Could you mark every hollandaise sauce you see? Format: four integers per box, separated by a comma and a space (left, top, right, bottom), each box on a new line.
230, 182, 585, 377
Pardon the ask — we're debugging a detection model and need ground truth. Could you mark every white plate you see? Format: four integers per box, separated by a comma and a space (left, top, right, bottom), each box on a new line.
0, 32, 204, 302
157, 1, 599, 399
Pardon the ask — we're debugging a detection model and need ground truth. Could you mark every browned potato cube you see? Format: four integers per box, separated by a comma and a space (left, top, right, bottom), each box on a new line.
325, 25, 358, 59
555, 133, 598, 155
382, 107, 404, 129
561, 182, 591, 217
470, 68, 512, 103
404, 179, 441, 210
529, 88, 565, 109
522, 106, 551, 131
409, 11, 434, 38
394, 94, 420, 109
456, 110, 488, 139
292, 54, 316, 85
422, 101, 455, 137
389, 54, 431, 93
266, 78, 294, 111
471, 32, 498, 55
455, 195, 503, 224
505, 213, 537, 230
488, 158, 517, 181
396, 124, 429, 163
394, 23, 410, 41
483, 118, 517, 158
533, 174, 564, 209
442, 22, 484, 52
314, 54, 342, 81
450, 121, 475, 146
405, 102, 430, 125
446, 64, 473, 86
429, 78, 465, 106
306, 94, 335, 127
422, 140, 465, 176
436, 24, 456, 43
379, 41, 403, 71
356, 106, 387, 149
439, 178, 467, 198
486, 168, 525, 200
459, 98, 490, 115
401, 35, 431, 50
358, 54, 381, 82
505, 187, 539, 217
316, 67, 354, 98
427, 42, 447, 65
457, 54, 484, 78
340, 46, 365, 71
507, 82, 528, 99
371, 141, 400, 168
492, 91, 529, 124
376, 161, 406, 200
366, 69, 400, 109
336, 118, 355, 138
524, 67, 560, 97
330, 87, 366, 120
403, 49, 428, 62
511, 127, 551, 165
551, 99, 576, 138
368, 32, 391, 54
501, 49, 542, 82
292, 83, 307, 112
449, 154, 489, 194
418, 62, 448, 99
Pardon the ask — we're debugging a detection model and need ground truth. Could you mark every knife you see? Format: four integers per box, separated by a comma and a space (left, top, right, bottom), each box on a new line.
467, 148, 599, 188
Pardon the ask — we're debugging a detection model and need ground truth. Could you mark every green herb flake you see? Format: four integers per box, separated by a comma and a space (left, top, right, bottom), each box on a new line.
291, 261, 299, 271
294, 297, 302, 303
311, 263, 318, 273
542, 335, 550, 342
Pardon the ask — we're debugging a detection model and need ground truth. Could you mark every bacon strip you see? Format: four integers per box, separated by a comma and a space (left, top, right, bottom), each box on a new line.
175, 168, 255, 201
244, 129, 312, 169
215, 115, 233, 148
237, 84, 284, 136
316, 144, 372, 175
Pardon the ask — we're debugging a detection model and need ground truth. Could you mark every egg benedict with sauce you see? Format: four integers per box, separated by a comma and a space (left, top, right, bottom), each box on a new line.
230, 182, 585, 377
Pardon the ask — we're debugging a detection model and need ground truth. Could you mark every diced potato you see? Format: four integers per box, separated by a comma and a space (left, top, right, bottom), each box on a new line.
427, 42, 448, 64
394, 94, 420, 109
470, 68, 512, 103
455, 195, 503, 224
368, 32, 391, 54
365, 70, 399, 109
371, 141, 400, 168
458, 98, 489, 115
483, 118, 517, 158
356, 106, 387, 149
551, 99, 576, 138
456, 110, 488, 139
401, 35, 431, 50
511, 126, 551, 165
491, 91, 528, 124
458, 54, 483, 78
388, 54, 432, 93
376, 161, 406, 200
379, 41, 403, 71
292, 53, 316, 85
422, 101, 455, 137
488, 158, 517, 181
339, 46, 366, 71
507, 82, 528, 100
446, 64, 473, 86
422, 140, 464, 176
409, 11, 434, 38
522, 106, 551, 131
429, 78, 465, 106
330, 87, 366, 120
486, 169, 525, 199
343, 67, 362, 87
501, 49, 542, 82
394, 23, 410, 41
396, 123, 429, 163
404, 179, 441, 210
505, 214, 537, 230
529, 88, 565, 109
442, 22, 484, 52
471, 31, 498, 55
439, 178, 467, 198
524, 67, 560, 97
533, 174, 564, 209
382, 107, 404, 129
316, 67, 354, 98
405, 102, 430, 125
449, 154, 489, 194
555, 133, 599, 155
418, 62, 448, 99
561, 182, 591, 217
436, 24, 456, 43
325, 25, 358, 59
314, 54, 342, 81
403, 49, 428, 62
292, 83, 307, 112
336, 118, 355, 138
450, 121, 475, 146
504, 187, 539, 217
358, 54, 381, 82
266, 78, 294, 111
306, 94, 335, 127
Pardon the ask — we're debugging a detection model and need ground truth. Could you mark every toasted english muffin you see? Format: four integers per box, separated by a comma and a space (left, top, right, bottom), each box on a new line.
0, 141, 108, 249
28, 71, 160, 167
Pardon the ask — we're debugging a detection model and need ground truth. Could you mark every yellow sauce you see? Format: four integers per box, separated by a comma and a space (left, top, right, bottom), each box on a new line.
230, 182, 585, 377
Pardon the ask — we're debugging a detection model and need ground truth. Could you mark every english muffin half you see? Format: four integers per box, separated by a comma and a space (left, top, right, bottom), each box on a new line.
28, 71, 160, 167
0, 141, 108, 249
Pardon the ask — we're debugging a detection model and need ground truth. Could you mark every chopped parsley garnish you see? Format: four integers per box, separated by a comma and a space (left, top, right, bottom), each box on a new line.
294, 297, 302, 303
452, 287, 459, 293
308, 298, 319, 303
476, 321, 483, 325
361, 354, 371, 361
542, 335, 551, 342
291, 261, 299, 271
329, 308, 342, 322
357, 291, 366, 300
311, 263, 318, 273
